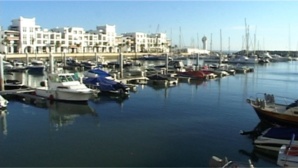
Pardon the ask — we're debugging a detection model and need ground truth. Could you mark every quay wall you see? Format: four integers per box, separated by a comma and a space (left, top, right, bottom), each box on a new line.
3, 52, 158, 61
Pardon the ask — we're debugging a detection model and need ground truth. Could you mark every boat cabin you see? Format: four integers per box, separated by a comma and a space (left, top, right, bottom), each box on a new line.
48, 73, 80, 83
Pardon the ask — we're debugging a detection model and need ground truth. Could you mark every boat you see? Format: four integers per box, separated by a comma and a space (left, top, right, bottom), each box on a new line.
254, 127, 298, 152
83, 76, 129, 95
3, 61, 13, 72
147, 74, 178, 85
228, 55, 259, 64
80, 60, 97, 69
270, 54, 292, 62
27, 59, 45, 74
4, 79, 29, 90
176, 70, 207, 80
83, 68, 129, 95
0, 95, 9, 110
277, 135, 298, 167
9, 60, 27, 72
65, 57, 81, 68
35, 73, 95, 102
246, 93, 298, 126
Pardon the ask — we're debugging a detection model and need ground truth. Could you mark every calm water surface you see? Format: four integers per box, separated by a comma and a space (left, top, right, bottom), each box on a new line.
0, 61, 298, 167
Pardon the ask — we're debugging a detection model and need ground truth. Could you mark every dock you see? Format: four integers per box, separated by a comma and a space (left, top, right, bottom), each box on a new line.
118, 76, 149, 85
0, 88, 48, 107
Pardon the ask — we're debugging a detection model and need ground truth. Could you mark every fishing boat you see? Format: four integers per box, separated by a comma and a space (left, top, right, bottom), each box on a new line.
254, 127, 298, 152
35, 73, 94, 102
246, 93, 298, 126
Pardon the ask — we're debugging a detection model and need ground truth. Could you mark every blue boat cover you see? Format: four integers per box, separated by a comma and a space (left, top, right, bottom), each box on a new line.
88, 69, 111, 77
264, 127, 298, 140
83, 76, 126, 92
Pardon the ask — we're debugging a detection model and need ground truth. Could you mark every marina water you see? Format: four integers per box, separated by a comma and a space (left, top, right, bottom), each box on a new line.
0, 60, 298, 167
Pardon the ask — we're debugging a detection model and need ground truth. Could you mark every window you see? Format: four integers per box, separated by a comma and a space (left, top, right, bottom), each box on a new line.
66, 75, 74, 81
23, 27, 27, 32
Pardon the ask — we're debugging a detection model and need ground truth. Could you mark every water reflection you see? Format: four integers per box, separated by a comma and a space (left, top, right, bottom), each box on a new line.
47, 101, 98, 130
0, 110, 8, 135
239, 121, 277, 165
91, 94, 129, 105
187, 79, 207, 86
239, 147, 278, 165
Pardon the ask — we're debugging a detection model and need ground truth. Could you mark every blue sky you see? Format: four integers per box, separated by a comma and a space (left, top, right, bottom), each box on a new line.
1, 0, 298, 51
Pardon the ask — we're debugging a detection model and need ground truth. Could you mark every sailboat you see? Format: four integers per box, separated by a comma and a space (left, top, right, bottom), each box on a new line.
228, 19, 259, 64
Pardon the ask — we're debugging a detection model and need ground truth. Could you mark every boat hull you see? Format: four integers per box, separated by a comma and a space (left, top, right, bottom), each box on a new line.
253, 106, 298, 127
27, 66, 45, 74
254, 127, 298, 152
176, 71, 207, 79
35, 88, 92, 102
277, 145, 298, 167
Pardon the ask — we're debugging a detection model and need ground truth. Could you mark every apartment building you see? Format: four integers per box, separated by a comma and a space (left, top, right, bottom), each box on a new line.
0, 16, 170, 54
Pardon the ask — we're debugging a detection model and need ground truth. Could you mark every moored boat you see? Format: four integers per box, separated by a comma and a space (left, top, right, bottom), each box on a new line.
176, 70, 207, 80
147, 74, 178, 85
35, 73, 94, 102
246, 93, 298, 126
83, 68, 130, 96
0, 95, 9, 110
277, 143, 298, 167
254, 127, 298, 152
27, 59, 45, 74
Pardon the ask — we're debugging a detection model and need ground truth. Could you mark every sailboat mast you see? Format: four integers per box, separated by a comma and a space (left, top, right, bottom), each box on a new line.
210, 33, 213, 53
197, 33, 199, 49
245, 18, 249, 56
179, 27, 181, 49
228, 36, 230, 55
220, 29, 222, 65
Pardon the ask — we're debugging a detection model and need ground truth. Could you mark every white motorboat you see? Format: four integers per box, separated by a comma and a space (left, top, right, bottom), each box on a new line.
277, 144, 298, 167
35, 73, 95, 102
3, 61, 13, 72
228, 55, 259, 64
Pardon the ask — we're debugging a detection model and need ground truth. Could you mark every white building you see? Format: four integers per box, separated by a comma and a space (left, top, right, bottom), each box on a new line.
96, 25, 116, 53
0, 16, 171, 54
